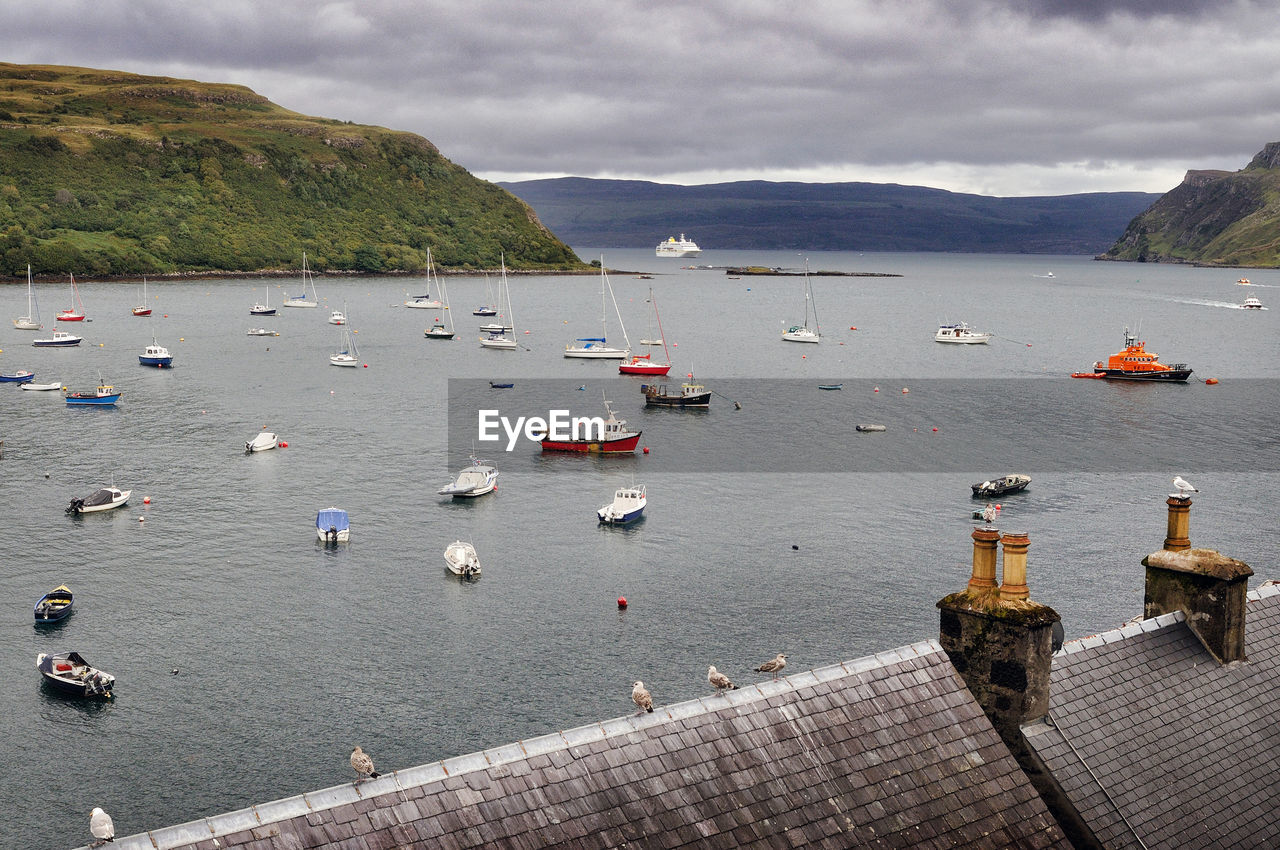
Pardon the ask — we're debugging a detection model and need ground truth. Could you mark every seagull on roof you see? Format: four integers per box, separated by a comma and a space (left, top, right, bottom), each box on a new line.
89, 807, 114, 846
350, 746, 380, 780
754, 653, 788, 680
1173, 476, 1198, 497
632, 680, 654, 714
707, 665, 737, 694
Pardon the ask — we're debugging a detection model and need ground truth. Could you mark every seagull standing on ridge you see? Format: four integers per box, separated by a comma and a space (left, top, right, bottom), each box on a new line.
632, 680, 654, 714
350, 746, 380, 780
708, 666, 737, 694
89, 807, 115, 846
1173, 476, 1199, 497
754, 653, 788, 680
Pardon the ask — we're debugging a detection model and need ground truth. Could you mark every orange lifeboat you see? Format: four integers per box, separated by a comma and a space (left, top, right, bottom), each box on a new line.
1089, 328, 1193, 382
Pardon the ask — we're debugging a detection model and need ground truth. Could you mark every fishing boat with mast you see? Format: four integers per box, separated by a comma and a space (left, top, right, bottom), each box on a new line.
56, 273, 86, 322
424, 249, 456, 339
781, 263, 820, 343
565, 259, 629, 359
540, 396, 641, 453
283, 252, 321, 307
14, 264, 41, 330
1087, 327, 1193, 382
619, 288, 672, 375
249, 284, 275, 316
132, 277, 152, 316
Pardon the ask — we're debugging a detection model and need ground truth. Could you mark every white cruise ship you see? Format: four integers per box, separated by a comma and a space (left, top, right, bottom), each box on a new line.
656, 234, 701, 257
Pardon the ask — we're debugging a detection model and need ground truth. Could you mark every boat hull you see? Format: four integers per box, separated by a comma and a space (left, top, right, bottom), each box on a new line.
33, 336, 81, 347
782, 330, 820, 343
425, 330, 455, 339
0, 371, 34, 383
66, 394, 121, 406
37, 652, 114, 697
564, 347, 628, 359
480, 337, 518, 349
132, 307, 152, 316
13, 318, 40, 330
283, 299, 319, 308
330, 355, 359, 367
644, 393, 710, 407
1096, 368, 1193, 382
316, 528, 350, 542
21, 382, 62, 391
250, 308, 276, 316
541, 433, 641, 454
138, 356, 173, 367
598, 505, 645, 524
619, 362, 671, 375
34, 588, 73, 623
56, 314, 85, 322
404, 300, 443, 309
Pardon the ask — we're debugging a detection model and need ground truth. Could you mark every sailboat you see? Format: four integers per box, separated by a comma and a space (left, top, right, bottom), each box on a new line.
330, 305, 360, 366
479, 255, 518, 349
424, 249, 455, 339
283, 252, 320, 307
473, 273, 498, 316
13, 264, 41, 330
781, 262, 821, 343
619, 288, 672, 375
249, 284, 275, 316
404, 252, 443, 309
132, 277, 152, 316
56, 273, 86, 322
565, 258, 629, 359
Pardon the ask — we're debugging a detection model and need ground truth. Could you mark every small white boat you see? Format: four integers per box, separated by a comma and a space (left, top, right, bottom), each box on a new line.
438, 457, 499, 497
638, 339, 663, 346
249, 285, 275, 316
1241, 296, 1266, 309
331, 309, 360, 366
598, 484, 647, 524
245, 431, 278, 453
935, 322, 992, 344
66, 486, 131, 515
32, 330, 82, 347
566, 260, 630, 358
20, 381, 62, 391
443, 540, 481, 577
782, 263, 821, 343
283, 252, 321, 307
14, 264, 41, 329
328, 310, 346, 325
316, 507, 350, 543
246, 328, 278, 336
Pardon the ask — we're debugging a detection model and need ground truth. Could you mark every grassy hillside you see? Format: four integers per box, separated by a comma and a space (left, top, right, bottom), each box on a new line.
499, 177, 1159, 254
0, 63, 584, 277
1103, 143, 1280, 267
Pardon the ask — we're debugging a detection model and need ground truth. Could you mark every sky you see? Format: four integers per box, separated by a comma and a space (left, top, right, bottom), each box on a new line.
2, 0, 1277, 197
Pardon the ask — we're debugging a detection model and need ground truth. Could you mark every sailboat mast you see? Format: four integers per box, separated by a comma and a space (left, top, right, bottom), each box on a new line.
601, 259, 631, 350
651, 288, 670, 363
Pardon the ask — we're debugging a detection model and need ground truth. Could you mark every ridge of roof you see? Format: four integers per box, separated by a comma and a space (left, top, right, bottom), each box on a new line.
1055, 609, 1185, 656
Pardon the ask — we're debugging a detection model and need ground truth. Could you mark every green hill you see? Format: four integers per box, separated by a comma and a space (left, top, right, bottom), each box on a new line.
0, 63, 584, 277
1102, 143, 1280, 267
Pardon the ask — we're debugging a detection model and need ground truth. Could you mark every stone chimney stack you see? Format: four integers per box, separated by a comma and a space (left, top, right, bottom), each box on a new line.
938, 530, 1060, 749
1144, 496, 1253, 663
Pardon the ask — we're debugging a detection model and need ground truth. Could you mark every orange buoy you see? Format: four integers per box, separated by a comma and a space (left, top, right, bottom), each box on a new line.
1206, 378, 1219, 385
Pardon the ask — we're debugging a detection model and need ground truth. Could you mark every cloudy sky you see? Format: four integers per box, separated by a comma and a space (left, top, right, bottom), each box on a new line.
4, 0, 1277, 196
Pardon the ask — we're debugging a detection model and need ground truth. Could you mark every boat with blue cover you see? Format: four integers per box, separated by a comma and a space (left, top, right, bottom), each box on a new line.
316, 507, 350, 543
37, 651, 114, 698
34, 585, 74, 623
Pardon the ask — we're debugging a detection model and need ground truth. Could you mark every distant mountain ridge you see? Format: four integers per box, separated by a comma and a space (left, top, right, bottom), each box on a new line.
499, 177, 1160, 254
1103, 142, 1280, 267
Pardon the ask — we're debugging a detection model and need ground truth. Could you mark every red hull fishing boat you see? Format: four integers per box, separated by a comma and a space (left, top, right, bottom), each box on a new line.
1087, 327, 1192, 382
540, 399, 641, 454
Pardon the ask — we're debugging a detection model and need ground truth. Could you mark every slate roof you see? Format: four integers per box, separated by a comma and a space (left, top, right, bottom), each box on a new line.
90, 640, 1067, 850
1023, 584, 1280, 850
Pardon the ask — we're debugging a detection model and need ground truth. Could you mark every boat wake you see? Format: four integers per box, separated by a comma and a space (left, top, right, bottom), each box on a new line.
1172, 298, 1268, 310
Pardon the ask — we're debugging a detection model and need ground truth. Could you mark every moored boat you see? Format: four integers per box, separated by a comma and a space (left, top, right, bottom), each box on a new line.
66, 485, 131, 514
56, 273, 86, 321
443, 540, 481, 577
782, 263, 821, 343
642, 380, 711, 408
249, 285, 275, 315
32, 330, 82, 347
328, 310, 346, 325
438, 456, 499, 497
540, 399, 641, 453
619, 288, 671, 375
935, 322, 992, 344
64, 382, 122, 406
0, 370, 35, 383
656, 234, 701, 258
14, 264, 41, 329
20, 381, 62, 391
132, 277, 152, 316
283, 252, 321, 307
316, 507, 350, 543
566, 260, 629, 358
246, 431, 279, 453
855, 424, 886, 432
1089, 327, 1192, 382
246, 328, 279, 336
597, 484, 647, 524
138, 339, 173, 368
36, 651, 114, 697
971, 474, 1031, 498
818, 383, 843, 390
34, 585, 74, 623
330, 311, 361, 366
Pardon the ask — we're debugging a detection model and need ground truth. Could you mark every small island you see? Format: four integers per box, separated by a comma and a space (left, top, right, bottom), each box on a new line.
724, 266, 902, 277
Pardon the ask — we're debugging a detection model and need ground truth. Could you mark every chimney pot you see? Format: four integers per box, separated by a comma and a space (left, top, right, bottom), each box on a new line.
1164, 495, 1191, 551
999, 532, 1031, 601
967, 526, 1000, 594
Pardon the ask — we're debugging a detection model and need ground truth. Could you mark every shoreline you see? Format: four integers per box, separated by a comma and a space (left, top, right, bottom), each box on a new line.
1, 267, 605, 284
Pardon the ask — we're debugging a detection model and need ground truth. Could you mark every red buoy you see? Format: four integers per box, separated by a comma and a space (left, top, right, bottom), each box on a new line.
143, 496, 151, 504
279, 441, 288, 448
642, 446, 649, 454
617, 596, 628, 609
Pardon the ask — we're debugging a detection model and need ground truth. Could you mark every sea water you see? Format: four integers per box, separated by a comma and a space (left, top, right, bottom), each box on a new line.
1, 250, 1277, 846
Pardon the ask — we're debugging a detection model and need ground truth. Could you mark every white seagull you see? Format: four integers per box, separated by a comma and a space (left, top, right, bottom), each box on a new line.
350, 746, 379, 780
707, 665, 737, 694
89, 807, 115, 846
754, 653, 788, 680
1173, 476, 1199, 497
632, 680, 654, 714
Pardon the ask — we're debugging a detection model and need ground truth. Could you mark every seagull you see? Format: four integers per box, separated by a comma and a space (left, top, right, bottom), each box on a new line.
350, 746, 379, 780
981, 504, 995, 523
1173, 476, 1199, 497
631, 680, 654, 714
754, 653, 788, 679
707, 665, 737, 694
89, 807, 114, 846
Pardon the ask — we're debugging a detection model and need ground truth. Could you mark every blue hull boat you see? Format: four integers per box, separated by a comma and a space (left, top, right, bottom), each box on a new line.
34, 585, 73, 623
0, 370, 35, 383
65, 388, 122, 406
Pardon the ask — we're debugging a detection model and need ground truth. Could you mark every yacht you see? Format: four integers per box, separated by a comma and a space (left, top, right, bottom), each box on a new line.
656, 234, 701, 258
935, 322, 992, 344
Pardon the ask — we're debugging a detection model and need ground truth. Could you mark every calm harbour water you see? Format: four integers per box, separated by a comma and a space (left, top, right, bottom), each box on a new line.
3, 250, 1278, 846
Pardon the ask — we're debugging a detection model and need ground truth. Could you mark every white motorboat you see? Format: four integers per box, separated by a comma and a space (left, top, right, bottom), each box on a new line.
20, 381, 63, 391
32, 330, 82, 347
438, 457, 499, 497
316, 507, 350, 543
656, 234, 701, 258
245, 431, 279, 453
14, 264, 41, 329
479, 254, 519, 349
782, 263, 821, 343
246, 328, 278, 336
565, 259, 630, 358
1241, 296, 1266, 309
66, 486, 131, 515
328, 310, 346, 325
597, 484, 647, 524
935, 322, 992, 344
249, 285, 275, 316
443, 540, 481, 577
283, 252, 321, 307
